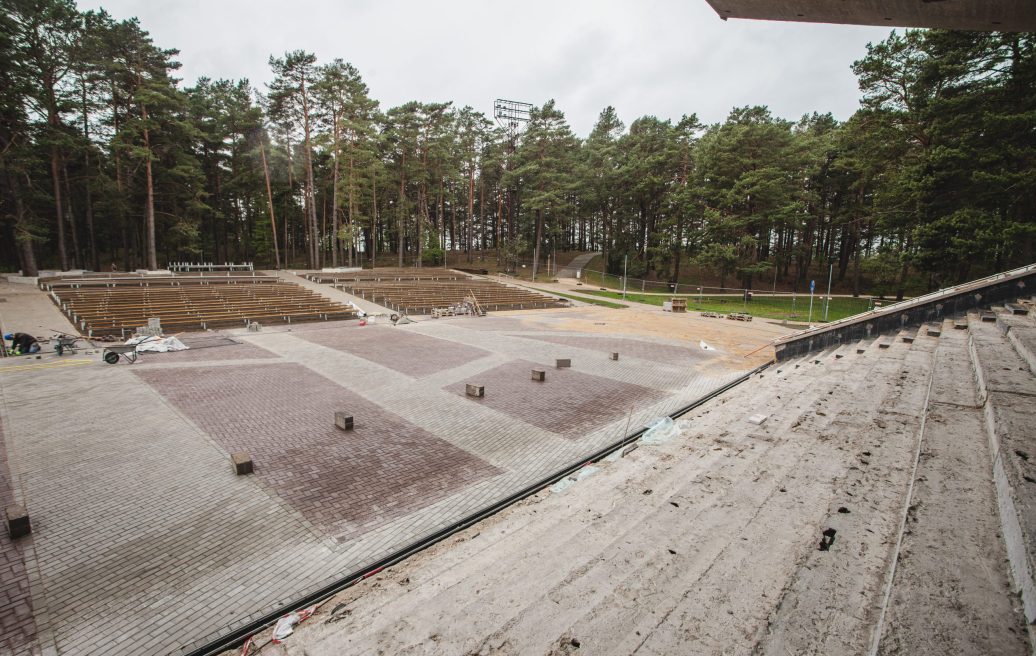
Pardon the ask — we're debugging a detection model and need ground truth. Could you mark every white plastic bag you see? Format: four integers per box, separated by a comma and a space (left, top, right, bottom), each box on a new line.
641, 416, 680, 444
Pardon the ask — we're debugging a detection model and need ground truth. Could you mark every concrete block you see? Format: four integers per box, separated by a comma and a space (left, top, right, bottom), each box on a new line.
531, 369, 545, 382
6, 505, 30, 539
902, 336, 914, 343
878, 342, 891, 349
927, 326, 942, 337
334, 412, 354, 431
610, 352, 619, 361
981, 312, 997, 322
466, 383, 484, 397
231, 453, 253, 475
857, 348, 866, 354
556, 358, 571, 368
747, 414, 768, 425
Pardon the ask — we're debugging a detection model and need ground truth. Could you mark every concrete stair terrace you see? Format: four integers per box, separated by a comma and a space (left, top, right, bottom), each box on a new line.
270, 303, 1036, 654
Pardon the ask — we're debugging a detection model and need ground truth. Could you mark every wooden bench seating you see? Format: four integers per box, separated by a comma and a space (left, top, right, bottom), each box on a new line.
48, 275, 357, 336
331, 279, 565, 315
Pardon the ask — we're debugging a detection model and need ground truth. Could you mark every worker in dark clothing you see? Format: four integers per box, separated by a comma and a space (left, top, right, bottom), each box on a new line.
4, 333, 40, 355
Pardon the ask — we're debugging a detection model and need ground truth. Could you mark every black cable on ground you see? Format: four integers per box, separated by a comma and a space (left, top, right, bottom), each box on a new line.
183, 359, 773, 656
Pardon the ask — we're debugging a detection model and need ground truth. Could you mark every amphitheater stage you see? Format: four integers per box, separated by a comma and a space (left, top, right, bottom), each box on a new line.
0, 275, 784, 656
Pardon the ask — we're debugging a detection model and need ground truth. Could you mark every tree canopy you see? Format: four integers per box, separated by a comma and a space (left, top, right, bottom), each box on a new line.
1, 1, 1032, 297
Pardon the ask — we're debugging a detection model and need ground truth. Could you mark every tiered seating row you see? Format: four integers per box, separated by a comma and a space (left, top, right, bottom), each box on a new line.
306, 268, 467, 285
51, 279, 356, 336
334, 280, 565, 315
41, 274, 270, 290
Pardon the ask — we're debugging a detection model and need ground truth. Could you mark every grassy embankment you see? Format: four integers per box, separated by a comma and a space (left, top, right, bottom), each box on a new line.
580, 290, 872, 322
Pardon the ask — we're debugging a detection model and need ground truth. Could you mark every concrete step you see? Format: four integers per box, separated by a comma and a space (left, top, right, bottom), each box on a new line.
994, 309, 1036, 375
876, 336, 1030, 655
966, 316, 1036, 627
755, 332, 937, 655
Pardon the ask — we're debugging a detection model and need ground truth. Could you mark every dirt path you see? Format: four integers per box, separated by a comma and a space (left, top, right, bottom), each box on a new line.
557, 252, 598, 278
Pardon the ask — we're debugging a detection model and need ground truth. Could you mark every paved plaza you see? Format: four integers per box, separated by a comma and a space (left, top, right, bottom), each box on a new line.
0, 278, 783, 655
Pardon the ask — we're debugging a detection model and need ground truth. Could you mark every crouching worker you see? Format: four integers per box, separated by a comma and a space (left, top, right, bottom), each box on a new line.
4, 333, 40, 355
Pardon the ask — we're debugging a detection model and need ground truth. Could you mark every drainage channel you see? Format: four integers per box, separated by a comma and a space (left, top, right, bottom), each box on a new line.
183, 360, 773, 656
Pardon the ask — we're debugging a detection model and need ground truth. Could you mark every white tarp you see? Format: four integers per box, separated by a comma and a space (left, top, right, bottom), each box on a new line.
125, 335, 189, 352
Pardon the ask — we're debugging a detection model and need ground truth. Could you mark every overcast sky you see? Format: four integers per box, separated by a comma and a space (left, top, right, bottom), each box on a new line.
75, 0, 892, 137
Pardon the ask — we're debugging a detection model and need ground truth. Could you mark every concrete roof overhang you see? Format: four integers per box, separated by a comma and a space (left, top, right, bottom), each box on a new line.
702, 1, 1036, 32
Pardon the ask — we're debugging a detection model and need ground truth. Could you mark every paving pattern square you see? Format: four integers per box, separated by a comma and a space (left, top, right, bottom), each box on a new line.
517, 334, 709, 365
0, 421, 37, 656
294, 325, 490, 377
444, 359, 671, 439
135, 363, 501, 540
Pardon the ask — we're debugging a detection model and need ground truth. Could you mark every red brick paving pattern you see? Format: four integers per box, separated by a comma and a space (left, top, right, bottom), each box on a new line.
444, 359, 671, 439
518, 334, 709, 365
0, 422, 38, 655
135, 363, 500, 540
294, 325, 490, 377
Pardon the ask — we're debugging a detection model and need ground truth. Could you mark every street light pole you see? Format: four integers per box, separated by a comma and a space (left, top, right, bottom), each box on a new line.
623, 254, 628, 300
823, 264, 833, 321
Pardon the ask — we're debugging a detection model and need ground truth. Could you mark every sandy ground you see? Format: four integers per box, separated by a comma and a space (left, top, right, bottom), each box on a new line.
279, 271, 792, 370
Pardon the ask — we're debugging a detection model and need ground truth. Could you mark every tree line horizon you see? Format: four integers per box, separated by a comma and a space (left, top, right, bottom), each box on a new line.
2, 1, 1033, 298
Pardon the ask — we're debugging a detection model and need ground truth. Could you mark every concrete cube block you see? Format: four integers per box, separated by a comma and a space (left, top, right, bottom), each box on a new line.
902, 336, 914, 343
610, 352, 619, 361
466, 383, 484, 397
231, 453, 253, 475
878, 342, 891, 349
334, 412, 354, 431
6, 505, 30, 539
531, 369, 545, 382
556, 358, 571, 369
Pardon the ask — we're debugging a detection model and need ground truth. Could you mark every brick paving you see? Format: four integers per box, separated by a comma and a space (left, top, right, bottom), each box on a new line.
0, 421, 37, 656
135, 363, 501, 540
294, 324, 490, 377
444, 359, 671, 439
0, 289, 759, 656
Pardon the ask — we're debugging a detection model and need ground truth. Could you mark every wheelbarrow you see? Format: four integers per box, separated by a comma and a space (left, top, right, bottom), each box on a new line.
102, 344, 140, 365
53, 333, 81, 356
102, 335, 159, 364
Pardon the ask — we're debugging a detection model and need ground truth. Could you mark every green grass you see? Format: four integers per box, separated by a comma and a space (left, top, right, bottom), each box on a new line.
530, 288, 628, 309
581, 290, 872, 322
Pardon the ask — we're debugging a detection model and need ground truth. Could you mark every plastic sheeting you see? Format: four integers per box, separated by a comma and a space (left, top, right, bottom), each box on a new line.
125, 335, 189, 352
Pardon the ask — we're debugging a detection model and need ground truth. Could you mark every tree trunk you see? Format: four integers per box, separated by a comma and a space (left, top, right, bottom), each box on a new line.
6, 171, 38, 277
50, 148, 68, 270
348, 156, 355, 267
141, 101, 158, 271
398, 152, 405, 267
331, 116, 340, 268
259, 140, 281, 268
532, 208, 543, 280
371, 163, 378, 269
300, 74, 319, 269
467, 166, 474, 262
